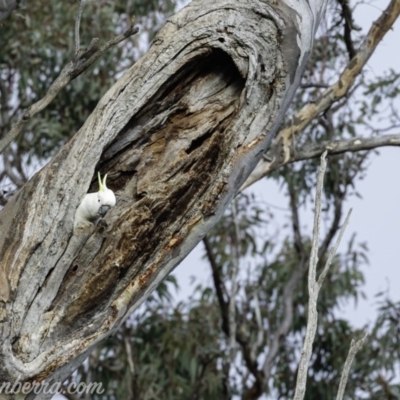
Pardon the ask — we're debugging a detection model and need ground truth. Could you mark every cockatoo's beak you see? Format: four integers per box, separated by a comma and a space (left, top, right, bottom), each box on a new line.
98, 205, 111, 217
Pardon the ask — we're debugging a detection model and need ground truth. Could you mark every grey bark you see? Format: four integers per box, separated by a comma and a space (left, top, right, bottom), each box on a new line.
0, 0, 326, 394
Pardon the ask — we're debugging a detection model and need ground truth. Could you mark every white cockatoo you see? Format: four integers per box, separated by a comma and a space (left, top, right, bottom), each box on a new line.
74, 172, 116, 229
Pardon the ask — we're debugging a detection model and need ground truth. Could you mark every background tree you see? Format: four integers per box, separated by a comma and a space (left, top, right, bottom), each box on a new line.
0, 0, 400, 399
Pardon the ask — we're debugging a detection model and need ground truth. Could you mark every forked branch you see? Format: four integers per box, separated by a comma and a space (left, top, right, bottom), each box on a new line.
293, 151, 354, 400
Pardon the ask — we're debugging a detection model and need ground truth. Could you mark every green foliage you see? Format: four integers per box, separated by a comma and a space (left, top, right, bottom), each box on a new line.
0, 0, 177, 159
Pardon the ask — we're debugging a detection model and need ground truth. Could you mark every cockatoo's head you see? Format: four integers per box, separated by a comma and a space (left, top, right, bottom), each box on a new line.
96, 172, 116, 218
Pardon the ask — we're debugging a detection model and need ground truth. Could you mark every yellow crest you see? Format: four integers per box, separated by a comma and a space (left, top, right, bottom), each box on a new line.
98, 172, 108, 192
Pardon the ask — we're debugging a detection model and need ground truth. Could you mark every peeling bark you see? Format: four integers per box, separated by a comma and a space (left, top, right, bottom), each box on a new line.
0, 0, 327, 393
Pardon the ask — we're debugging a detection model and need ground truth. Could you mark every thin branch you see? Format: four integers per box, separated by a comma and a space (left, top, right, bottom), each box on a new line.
337, 0, 356, 59
0, 192, 7, 207
293, 151, 352, 400
85, 350, 93, 399
318, 148, 368, 259
124, 337, 135, 375
75, 0, 85, 55
12, 146, 27, 183
310, 152, 327, 288
241, 0, 400, 191
317, 141, 347, 261
240, 133, 400, 192
260, 170, 312, 383
0, 79, 9, 116
318, 180, 344, 259
262, 260, 307, 383
287, 173, 306, 259
203, 236, 265, 399
251, 291, 264, 361
318, 208, 352, 287
229, 201, 240, 362
300, 83, 330, 89
203, 236, 229, 327
0, 23, 139, 155
293, 150, 327, 400
3, 148, 26, 187
335, 333, 368, 400
296, 134, 400, 163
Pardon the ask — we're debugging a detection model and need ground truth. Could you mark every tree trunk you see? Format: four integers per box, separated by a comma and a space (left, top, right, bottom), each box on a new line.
0, 0, 326, 395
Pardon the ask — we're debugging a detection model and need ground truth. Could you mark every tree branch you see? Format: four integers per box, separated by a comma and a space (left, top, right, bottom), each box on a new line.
287, 173, 306, 259
318, 208, 352, 287
251, 290, 264, 361
0, 23, 139, 155
292, 134, 400, 164
241, 133, 400, 192
229, 202, 240, 363
319, 195, 343, 259
335, 333, 368, 400
337, 0, 356, 59
75, 0, 85, 55
300, 83, 330, 89
293, 151, 352, 400
3, 148, 26, 187
203, 236, 229, 332
0, 79, 9, 128
203, 236, 265, 399
241, 0, 400, 191
262, 260, 307, 383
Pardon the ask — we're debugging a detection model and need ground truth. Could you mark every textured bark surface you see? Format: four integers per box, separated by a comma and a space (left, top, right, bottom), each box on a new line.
0, 0, 326, 392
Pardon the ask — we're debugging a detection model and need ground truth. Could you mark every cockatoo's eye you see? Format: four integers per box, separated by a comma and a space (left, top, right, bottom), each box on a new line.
98, 197, 101, 203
